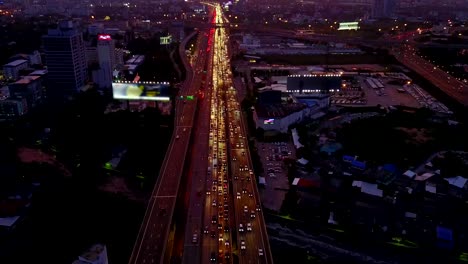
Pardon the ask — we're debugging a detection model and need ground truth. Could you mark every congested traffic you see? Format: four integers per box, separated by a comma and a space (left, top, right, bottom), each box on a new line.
201, 4, 272, 264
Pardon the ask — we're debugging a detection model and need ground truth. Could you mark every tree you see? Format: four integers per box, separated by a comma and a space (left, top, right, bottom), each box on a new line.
256, 127, 265, 141
280, 186, 299, 215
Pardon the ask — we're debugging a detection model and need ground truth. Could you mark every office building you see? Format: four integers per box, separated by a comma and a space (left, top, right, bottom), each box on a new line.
3, 59, 28, 81
94, 34, 116, 89
9, 75, 44, 109
42, 20, 87, 101
0, 98, 28, 119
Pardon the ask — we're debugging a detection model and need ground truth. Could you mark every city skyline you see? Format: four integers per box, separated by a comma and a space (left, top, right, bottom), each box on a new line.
0, 1, 468, 264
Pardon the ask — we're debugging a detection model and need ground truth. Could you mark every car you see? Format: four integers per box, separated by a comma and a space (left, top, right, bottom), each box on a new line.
224, 225, 229, 233
256, 205, 261, 212
211, 230, 216, 238
248, 192, 253, 197
225, 240, 230, 247
218, 224, 223, 230
240, 240, 246, 250
212, 200, 217, 207
234, 175, 238, 180
239, 224, 244, 232
204, 226, 209, 234
242, 188, 247, 194
224, 251, 230, 259
206, 190, 211, 195
219, 233, 223, 241
250, 210, 256, 218
236, 192, 241, 199
258, 248, 264, 256
247, 223, 252, 231
192, 233, 198, 243
210, 252, 217, 262
212, 216, 217, 224
244, 205, 248, 213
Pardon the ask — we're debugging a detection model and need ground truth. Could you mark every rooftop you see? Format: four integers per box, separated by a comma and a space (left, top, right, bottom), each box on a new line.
126, 55, 145, 65
14, 75, 41, 85
29, 70, 48, 76
255, 103, 306, 119
258, 84, 287, 93
78, 244, 107, 262
0, 215, 20, 227
4, 59, 28, 67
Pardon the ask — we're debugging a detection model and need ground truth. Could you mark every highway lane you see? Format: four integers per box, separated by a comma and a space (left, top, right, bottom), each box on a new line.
235, 95, 273, 264
383, 28, 468, 107
199, 9, 239, 263
182, 22, 216, 264
392, 47, 468, 106
201, 22, 225, 264
129, 21, 208, 264
129, 112, 195, 264
212, 5, 273, 264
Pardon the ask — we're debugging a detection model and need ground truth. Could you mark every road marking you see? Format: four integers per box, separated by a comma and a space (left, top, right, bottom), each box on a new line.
154, 195, 177, 198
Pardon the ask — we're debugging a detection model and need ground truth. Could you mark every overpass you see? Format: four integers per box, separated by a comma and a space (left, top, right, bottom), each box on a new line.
240, 27, 468, 106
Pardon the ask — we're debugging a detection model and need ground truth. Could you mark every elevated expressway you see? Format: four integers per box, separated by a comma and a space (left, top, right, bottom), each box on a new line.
128, 22, 211, 264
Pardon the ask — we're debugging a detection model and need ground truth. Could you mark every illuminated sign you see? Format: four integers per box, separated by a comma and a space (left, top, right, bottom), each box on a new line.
264, 119, 275, 125
338, 22, 359, 31
160, 35, 172, 45
98, 34, 112, 41
112, 82, 171, 101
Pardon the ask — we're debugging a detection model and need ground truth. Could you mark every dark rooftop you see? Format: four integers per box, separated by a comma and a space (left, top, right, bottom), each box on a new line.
255, 103, 306, 119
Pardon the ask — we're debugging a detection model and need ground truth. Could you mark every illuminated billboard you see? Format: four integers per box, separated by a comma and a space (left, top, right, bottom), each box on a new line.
264, 119, 275, 125
287, 75, 342, 93
98, 34, 112, 41
160, 35, 172, 45
112, 82, 171, 101
338, 22, 359, 31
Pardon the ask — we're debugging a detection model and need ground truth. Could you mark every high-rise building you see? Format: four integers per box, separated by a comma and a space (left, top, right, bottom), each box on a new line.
94, 34, 115, 89
372, 0, 396, 18
42, 20, 87, 101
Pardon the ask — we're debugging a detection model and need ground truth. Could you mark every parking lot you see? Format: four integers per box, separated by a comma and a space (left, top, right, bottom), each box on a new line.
359, 76, 421, 107
256, 141, 295, 212
403, 84, 451, 113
